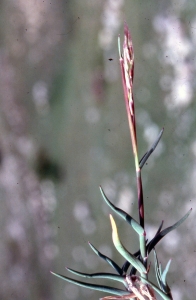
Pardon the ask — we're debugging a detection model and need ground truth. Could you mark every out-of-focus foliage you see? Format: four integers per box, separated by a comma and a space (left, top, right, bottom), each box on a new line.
0, 1, 70, 299
0, 1, 196, 300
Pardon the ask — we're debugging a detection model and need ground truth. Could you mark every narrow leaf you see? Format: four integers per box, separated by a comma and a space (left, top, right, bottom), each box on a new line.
161, 260, 171, 286
161, 259, 171, 294
50, 271, 130, 296
100, 186, 144, 236
154, 250, 162, 290
66, 268, 127, 287
139, 128, 164, 169
147, 209, 192, 253
110, 215, 146, 275
88, 241, 122, 275
155, 220, 164, 236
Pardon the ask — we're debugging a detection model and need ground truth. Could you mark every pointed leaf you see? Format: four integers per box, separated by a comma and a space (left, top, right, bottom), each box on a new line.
110, 215, 146, 275
161, 259, 171, 294
154, 250, 162, 289
88, 242, 122, 275
50, 271, 130, 296
147, 209, 192, 253
155, 220, 164, 236
100, 186, 144, 236
139, 128, 164, 169
66, 268, 127, 287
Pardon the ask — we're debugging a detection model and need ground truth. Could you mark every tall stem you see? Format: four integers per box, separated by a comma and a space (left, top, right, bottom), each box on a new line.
119, 24, 146, 267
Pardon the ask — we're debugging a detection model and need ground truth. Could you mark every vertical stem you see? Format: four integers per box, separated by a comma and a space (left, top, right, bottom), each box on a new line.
119, 57, 145, 229
119, 26, 146, 269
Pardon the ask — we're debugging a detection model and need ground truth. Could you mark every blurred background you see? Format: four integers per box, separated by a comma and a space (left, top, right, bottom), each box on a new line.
0, 1, 196, 299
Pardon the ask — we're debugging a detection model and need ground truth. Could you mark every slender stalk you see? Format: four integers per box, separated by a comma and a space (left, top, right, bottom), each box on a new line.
119, 24, 146, 268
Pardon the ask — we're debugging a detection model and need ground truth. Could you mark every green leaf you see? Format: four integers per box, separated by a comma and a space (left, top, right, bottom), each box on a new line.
154, 250, 162, 290
147, 209, 192, 253
100, 186, 144, 236
139, 128, 164, 169
155, 220, 164, 236
154, 250, 171, 295
110, 215, 146, 275
88, 242, 122, 275
50, 271, 130, 296
161, 259, 171, 293
66, 268, 128, 288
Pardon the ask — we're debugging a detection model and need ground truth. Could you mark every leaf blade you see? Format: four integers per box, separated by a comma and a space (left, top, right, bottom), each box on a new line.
147, 209, 192, 253
88, 241, 122, 275
100, 186, 144, 236
139, 128, 164, 169
110, 215, 146, 275
66, 268, 127, 287
50, 271, 130, 296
